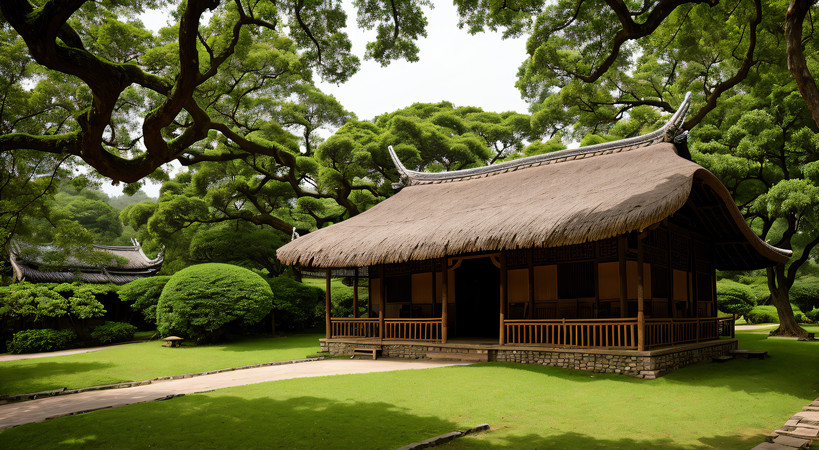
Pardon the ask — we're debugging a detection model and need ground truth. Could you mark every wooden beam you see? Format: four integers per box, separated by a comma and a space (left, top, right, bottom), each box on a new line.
367, 266, 373, 318
528, 248, 535, 319
353, 267, 359, 318
499, 251, 507, 345
667, 228, 674, 318
325, 269, 332, 339
618, 235, 627, 318
441, 257, 448, 343
379, 265, 386, 339
594, 241, 600, 319
637, 237, 645, 351
431, 263, 437, 316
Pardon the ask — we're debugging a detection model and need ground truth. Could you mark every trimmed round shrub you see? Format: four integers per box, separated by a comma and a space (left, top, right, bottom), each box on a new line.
745, 305, 780, 324
118, 276, 171, 326
157, 264, 274, 343
806, 308, 819, 323
7, 329, 77, 354
91, 321, 137, 344
267, 277, 324, 331
716, 279, 754, 319
790, 277, 819, 313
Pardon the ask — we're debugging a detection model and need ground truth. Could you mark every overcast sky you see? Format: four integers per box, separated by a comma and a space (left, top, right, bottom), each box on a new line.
124, 3, 530, 197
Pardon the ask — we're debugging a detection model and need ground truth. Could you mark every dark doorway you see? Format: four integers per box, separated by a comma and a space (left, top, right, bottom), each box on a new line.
455, 257, 500, 338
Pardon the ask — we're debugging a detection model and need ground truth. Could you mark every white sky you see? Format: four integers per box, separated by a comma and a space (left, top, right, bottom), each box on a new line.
117, 3, 529, 198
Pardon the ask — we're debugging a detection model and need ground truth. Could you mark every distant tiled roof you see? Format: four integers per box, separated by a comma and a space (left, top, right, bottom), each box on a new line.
8, 241, 163, 285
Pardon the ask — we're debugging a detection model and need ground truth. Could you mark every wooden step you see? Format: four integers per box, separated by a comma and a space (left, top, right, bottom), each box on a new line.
712, 355, 734, 363
427, 352, 489, 362
351, 348, 381, 360
730, 349, 768, 359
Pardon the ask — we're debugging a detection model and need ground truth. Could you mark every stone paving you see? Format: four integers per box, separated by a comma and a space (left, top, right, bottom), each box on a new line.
0, 358, 469, 430
752, 398, 819, 449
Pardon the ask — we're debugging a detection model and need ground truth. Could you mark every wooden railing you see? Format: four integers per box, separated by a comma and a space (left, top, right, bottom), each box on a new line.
504, 318, 638, 348
385, 318, 442, 341
644, 317, 733, 348
505, 316, 736, 349
330, 318, 379, 338
329, 317, 443, 341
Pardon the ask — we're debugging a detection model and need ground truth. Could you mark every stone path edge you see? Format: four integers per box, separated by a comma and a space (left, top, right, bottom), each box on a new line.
0, 357, 323, 405
396, 423, 491, 449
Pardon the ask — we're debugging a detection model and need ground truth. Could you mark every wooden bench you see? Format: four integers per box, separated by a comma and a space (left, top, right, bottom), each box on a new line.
730, 349, 768, 359
712, 355, 734, 363
351, 348, 381, 360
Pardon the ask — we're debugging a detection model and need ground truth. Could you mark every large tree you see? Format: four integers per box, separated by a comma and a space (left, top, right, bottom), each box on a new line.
456, 0, 817, 337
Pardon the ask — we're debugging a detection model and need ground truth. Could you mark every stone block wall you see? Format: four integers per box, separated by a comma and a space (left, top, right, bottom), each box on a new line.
321, 339, 738, 378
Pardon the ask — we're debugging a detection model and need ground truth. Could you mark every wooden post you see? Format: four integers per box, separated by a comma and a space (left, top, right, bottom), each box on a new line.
379, 265, 386, 339
325, 269, 332, 339
618, 235, 628, 318
499, 251, 508, 345
431, 264, 437, 316
367, 267, 373, 318
667, 230, 674, 318
353, 268, 359, 318
637, 236, 645, 351
441, 258, 448, 343
594, 242, 600, 318
528, 248, 535, 319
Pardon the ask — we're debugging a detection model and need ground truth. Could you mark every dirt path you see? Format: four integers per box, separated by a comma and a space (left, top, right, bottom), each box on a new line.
0, 346, 117, 362
0, 358, 469, 430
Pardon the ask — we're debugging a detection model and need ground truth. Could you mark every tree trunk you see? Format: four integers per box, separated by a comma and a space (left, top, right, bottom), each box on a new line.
786, 0, 819, 128
767, 264, 808, 338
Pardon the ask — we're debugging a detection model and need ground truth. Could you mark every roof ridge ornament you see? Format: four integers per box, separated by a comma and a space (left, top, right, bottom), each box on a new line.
388, 92, 692, 188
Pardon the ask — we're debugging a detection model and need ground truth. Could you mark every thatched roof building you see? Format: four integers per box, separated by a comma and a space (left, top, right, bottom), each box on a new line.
277, 96, 789, 271
275, 93, 791, 376
9, 240, 163, 284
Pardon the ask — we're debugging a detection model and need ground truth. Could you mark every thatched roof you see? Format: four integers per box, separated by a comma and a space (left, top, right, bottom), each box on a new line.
277, 97, 790, 271
9, 240, 164, 284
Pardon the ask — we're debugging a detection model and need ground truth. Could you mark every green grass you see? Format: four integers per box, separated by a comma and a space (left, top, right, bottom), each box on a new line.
0, 333, 322, 396
1, 330, 817, 448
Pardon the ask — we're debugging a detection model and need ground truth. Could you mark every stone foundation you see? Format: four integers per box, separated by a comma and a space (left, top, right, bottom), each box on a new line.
321, 338, 738, 379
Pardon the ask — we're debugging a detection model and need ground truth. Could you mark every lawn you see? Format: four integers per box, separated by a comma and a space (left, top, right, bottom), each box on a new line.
0, 333, 322, 396
1, 330, 816, 449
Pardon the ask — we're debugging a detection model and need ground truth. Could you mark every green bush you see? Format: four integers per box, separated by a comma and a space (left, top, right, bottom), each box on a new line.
790, 277, 819, 313
91, 321, 137, 344
7, 329, 77, 354
267, 277, 324, 330
716, 279, 755, 319
806, 308, 819, 323
118, 276, 171, 325
746, 305, 780, 324
156, 264, 274, 343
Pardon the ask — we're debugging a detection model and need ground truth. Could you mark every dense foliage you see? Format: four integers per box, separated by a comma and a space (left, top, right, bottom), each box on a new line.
156, 264, 274, 342
7, 328, 76, 354
266, 276, 324, 331
716, 279, 755, 320
117, 276, 171, 326
91, 321, 137, 344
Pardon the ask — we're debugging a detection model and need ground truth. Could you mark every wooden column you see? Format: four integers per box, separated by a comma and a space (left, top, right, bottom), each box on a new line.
325, 269, 332, 339
431, 265, 437, 316
618, 235, 628, 318
367, 268, 373, 318
499, 251, 508, 345
666, 230, 674, 318
441, 258, 448, 344
353, 268, 359, 318
379, 265, 386, 339
593, 242, 600, 318
528, 248, 535, 319
637, 237, 645, 351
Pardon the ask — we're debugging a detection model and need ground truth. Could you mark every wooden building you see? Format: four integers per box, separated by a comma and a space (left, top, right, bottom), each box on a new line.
277, 94, 790, 377
9, 239, 164, 285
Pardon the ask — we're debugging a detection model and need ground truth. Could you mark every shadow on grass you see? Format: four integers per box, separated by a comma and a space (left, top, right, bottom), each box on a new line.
0, 362, 114, 396
0, 394, 461, 449
450, 431, 764, 449
211, 334, 323, 353
456, 332, 819, 399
